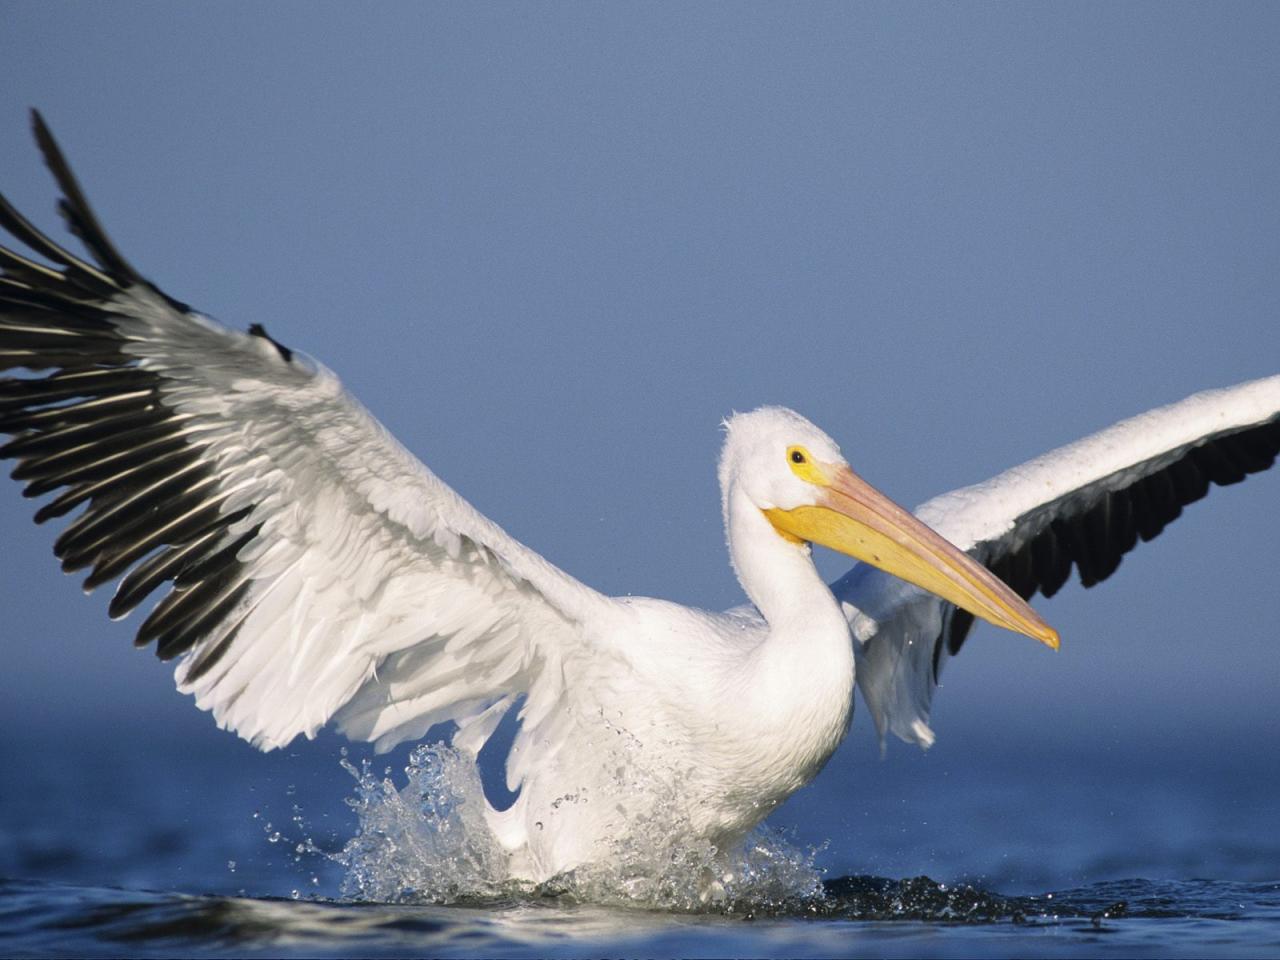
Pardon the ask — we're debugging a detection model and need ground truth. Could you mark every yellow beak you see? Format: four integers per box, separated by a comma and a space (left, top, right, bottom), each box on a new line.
765, 464, 1059, 649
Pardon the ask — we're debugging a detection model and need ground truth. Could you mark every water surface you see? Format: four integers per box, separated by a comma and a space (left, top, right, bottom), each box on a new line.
2, 719, 1277, 957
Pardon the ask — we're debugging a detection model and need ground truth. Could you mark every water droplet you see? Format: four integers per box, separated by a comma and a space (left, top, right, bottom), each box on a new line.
226, 860, 237, 873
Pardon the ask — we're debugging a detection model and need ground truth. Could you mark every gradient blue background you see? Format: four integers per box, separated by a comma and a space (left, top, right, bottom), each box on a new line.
0, 3, 1277, 892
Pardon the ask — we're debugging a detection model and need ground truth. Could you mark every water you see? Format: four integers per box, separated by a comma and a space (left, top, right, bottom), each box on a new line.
2, 721, 1278, 957
6, 876, 1279, 958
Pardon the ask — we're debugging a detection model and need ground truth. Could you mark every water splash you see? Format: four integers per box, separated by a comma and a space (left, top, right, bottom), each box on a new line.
331, 742, 825, 911
335, 745, 508, 904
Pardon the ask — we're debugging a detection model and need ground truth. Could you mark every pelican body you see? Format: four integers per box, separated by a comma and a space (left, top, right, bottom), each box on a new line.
1, 113, 1277, 885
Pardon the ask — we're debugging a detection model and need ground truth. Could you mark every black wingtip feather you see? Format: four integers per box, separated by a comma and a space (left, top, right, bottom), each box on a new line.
22, 110, 193, 315
943, 415, 1280, 662
29, 110, 143, 287
0, 185, 115, 291
2, 113, 267, 678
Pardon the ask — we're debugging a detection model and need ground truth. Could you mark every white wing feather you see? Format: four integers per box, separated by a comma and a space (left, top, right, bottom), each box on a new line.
917, 375, 1280, 556
837, 374, 1280, 748
120, 289, 606, 752
0, 169, 608, 763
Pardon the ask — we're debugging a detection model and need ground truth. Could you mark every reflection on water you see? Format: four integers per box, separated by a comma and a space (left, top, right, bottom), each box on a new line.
6, 876, 1280, 958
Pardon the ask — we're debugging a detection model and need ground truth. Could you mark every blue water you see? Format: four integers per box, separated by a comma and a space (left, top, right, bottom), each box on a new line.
2, 721, 1278, 958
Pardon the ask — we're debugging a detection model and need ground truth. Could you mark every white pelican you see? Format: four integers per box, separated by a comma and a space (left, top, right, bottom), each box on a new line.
2, 113, 1278, 885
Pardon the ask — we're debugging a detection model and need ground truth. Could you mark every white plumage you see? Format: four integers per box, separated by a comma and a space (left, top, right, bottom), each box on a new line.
2, 113, 1277, 885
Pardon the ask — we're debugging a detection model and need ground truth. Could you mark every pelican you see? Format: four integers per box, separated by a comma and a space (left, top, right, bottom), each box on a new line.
2, 113, 1278, 886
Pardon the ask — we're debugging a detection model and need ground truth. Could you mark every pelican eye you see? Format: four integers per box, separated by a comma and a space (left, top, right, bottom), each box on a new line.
786, 445, 829, 485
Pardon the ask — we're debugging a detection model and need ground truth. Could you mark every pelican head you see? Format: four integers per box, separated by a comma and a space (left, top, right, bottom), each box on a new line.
721, 407, 1058, 648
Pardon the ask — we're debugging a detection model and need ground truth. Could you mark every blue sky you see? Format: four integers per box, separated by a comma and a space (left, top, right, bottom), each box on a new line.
1, 3, 1277, 882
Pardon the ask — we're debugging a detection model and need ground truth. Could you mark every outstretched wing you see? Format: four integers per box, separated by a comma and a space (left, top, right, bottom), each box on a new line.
835, 374, 1280, 748
0, 111, 603, 753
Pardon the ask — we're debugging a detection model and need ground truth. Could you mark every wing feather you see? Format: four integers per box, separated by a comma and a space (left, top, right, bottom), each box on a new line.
0, 110, 604, 755
837, 375, 1280, 748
